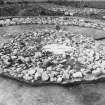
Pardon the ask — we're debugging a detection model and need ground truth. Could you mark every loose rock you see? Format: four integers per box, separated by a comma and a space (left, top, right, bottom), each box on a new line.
41, 71, 49, 81
57, 76, 62, 83
72, 72, 83, 78
92, 68, 101, 76
34, 72, 41, 80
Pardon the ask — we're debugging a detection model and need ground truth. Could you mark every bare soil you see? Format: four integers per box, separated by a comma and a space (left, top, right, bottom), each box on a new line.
0, 24, 105, 39
0, 76, 105, 105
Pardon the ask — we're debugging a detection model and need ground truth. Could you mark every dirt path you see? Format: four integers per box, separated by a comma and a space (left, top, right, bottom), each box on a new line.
0, 24, 105, 40
0, 76, 105, 105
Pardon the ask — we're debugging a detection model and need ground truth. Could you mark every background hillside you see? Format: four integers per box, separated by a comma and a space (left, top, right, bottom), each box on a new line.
0, 0, 105, 16
1, 0, 105, 9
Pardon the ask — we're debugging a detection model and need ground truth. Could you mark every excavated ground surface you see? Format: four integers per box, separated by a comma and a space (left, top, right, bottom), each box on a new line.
0, 2, 105, 105
0, 24, 105, 105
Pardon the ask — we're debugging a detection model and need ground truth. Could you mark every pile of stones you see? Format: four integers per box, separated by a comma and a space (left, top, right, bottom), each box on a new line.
0, 30, 105, 84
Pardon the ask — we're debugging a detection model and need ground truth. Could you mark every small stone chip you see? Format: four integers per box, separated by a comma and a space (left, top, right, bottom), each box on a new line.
41, 71, 49, 81
72, 72, 82, 78
1, 55, 11, 65
95, 53, 100, 60
43, 59, 51, 67
47, 66, 52, 71
18, 73, 23, 78
11, 55, 17, 59
101, 68, 105, 74
63, 71, 70, 79
23, 74, 33, 81
103, 16, 105, 19
34, 52, 42, 58
3, 69, 8, 72
92, 68, 101, 76
50, 77, 57, 82
101, 61, 105, 68
28, 68, 36, 75
24, 57, 31, 62
37, 67, 44, 73
34, 72, 41, 80
57, 77, 62, 83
